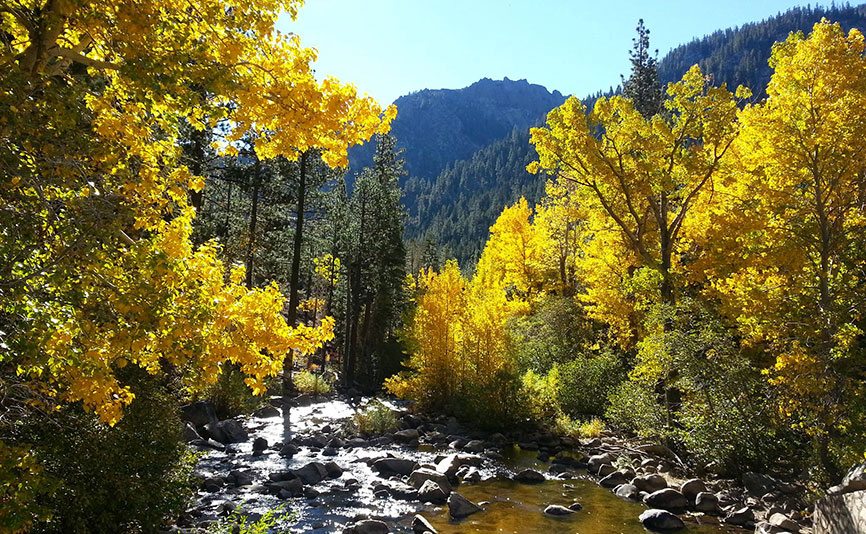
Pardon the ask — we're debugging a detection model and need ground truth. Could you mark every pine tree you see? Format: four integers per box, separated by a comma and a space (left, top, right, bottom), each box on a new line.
621, 19, 664, 118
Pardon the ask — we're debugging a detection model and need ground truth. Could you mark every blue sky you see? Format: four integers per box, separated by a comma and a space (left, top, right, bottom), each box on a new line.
282, 1, 832, 105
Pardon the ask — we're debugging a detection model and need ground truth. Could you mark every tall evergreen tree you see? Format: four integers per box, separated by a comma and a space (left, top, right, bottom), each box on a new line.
622, 19, 664, 118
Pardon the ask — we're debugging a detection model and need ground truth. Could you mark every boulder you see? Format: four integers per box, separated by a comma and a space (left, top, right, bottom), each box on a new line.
448, 492, 482, 518
267, 478, 303, 497
226, 470, 254, 486
643, 488, 688, 513
409, 468, 452, 493
679, 478, 707, 503
436, 453, 468, 478
205, 419, 248, 444
600, 471, 630, 488
638, 509, 685, 531
632, 474, 668, 493
568, 502, 583, 511
394, 428, 420, 442
343, 519, 390, 534
723, 506, 755, 526
279, 443, 299, 457
461, 467, 481, 483
182, 422, 201, 443
587, 453, 614, 472
376, 481, 418, 501
372, 457, 418, 476
768, 512, 801, 533
597, 464, 616, 477
252, 436, 268, 454
324, 461, 343, 478
463, 440, 486, 453
292, 462, 328, 485
252, 405, 281, 418
515, 469, 545, 484
614, 483, 640, 500
743, 472, 776, 496
181, 401, 218, 428
412, 514, 437, 533
418, 479, 448, 504
543, 504, 576, 516
693, 492, 721, 514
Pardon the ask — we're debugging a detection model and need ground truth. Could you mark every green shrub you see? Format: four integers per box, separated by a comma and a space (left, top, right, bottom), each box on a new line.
558, 350, 627, 417
605, 380, 667, 440
207, 505, 293, 534
293, 369, 332, 395
510, 295, 593, 372
27, 372, 195, 533
352, 401, 399, 435
203, 364, 262, 419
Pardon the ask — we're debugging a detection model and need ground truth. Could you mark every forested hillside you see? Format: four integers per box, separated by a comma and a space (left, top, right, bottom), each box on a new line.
406, 3, 866, 264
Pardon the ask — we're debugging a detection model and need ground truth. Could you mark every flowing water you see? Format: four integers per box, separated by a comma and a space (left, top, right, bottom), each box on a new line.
191, 398, 736, 533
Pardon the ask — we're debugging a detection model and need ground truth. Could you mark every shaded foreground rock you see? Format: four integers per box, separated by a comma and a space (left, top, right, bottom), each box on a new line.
639, 509, 685, 531
543, 504, 576, 516
418, 479, 448, 504
372, 457, 418, 476
448, 492, 482, 518
514, 469, 545, 484
643, 488, 688, 513
343, 519, 389, 534
412, 514, 437, 533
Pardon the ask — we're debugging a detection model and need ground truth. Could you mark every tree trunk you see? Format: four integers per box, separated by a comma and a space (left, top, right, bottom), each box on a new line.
283, 151, 308, 395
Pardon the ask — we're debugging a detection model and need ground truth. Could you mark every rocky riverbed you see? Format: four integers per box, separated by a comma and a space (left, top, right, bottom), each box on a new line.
170, 395, 813, 533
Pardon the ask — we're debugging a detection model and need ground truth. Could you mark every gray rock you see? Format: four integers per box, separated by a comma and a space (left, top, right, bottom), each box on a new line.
394, 428, 420, 442
372, 457, 418, 476
600, 471, 630, 488
409, 468, 452, 493
632, 474, 668, 493
643, 488, 688, 513
226, 470, 254, 486
343, 519, 390, 534
201, 476, 224, 492
436, 453, 467, 477
614, 483, 641, 500
515, 469, 545, 484
279, 443, 299, 457
693, 492, 721, 514
568, 502, 583, 511
252, 405, 281, 418
768, 512, 801, 532
183, 422, 202, 443
267, 478, 303, 497
597, 464, 616, 477
324, 461, 343, 478
679, 478, 707, 503
205, 419, 248, 444
743, 472, 776, 496
292, 462, 328, 484
412, 514, 437, 533
252, 436, 268, 454
418, 479, 448, 504
461, 467, 481, 483
463, 440, 486, 453
638, 509, 685, 531
543, 504, 576, 516
754, 521, 787, 534
723, 506, 755, 526
587, 453, 614, 472
448, 492, 482, 518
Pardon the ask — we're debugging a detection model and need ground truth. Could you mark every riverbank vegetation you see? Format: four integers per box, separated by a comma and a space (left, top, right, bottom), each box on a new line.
387, 20, 866, 489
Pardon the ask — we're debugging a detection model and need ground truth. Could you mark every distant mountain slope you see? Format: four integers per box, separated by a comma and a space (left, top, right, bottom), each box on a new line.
348, 77, 565, 186
394, 4, 866, 267
658, 4, 866, 96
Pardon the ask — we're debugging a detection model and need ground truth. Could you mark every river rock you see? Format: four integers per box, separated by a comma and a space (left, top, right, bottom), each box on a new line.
436, 454, 466, 478
693, 492, 721, 514
252, 436, 268, 454
461, 467, 481, 483
543, 504, 576, 516
448, 492, 482, 518
394, 428, 420, 442
412, 514, 437, 533
324, 461, 343, 478
743, 472, 776, 496
205, 419, 248, 444
600, 470, 630, 488
723, 506, 755, 526
638, 509, 685, 531
409, 468, 452, 493
183, 422, 202, 443
226, 470, 254, 486
679, 478, 707, 503
588, 453, 614, 472
644, 488, 688, 513
632, 474, 668, 493
418, 479, 448, 504
372, 457, 418, 476
292, 461, 328, 484
829, 462, 866, 495
515, 469, 545, 484
768, 512, 801, 532
597, 464, 616, 476
267, 478, 303, 497
201, 476, 224, 492
343, 519, 389, 534
569, 502, 583, 511
279, 443, 299, 457
614, 483, 641, 500
463, 440, 486, 453
252, 405, 281, 418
